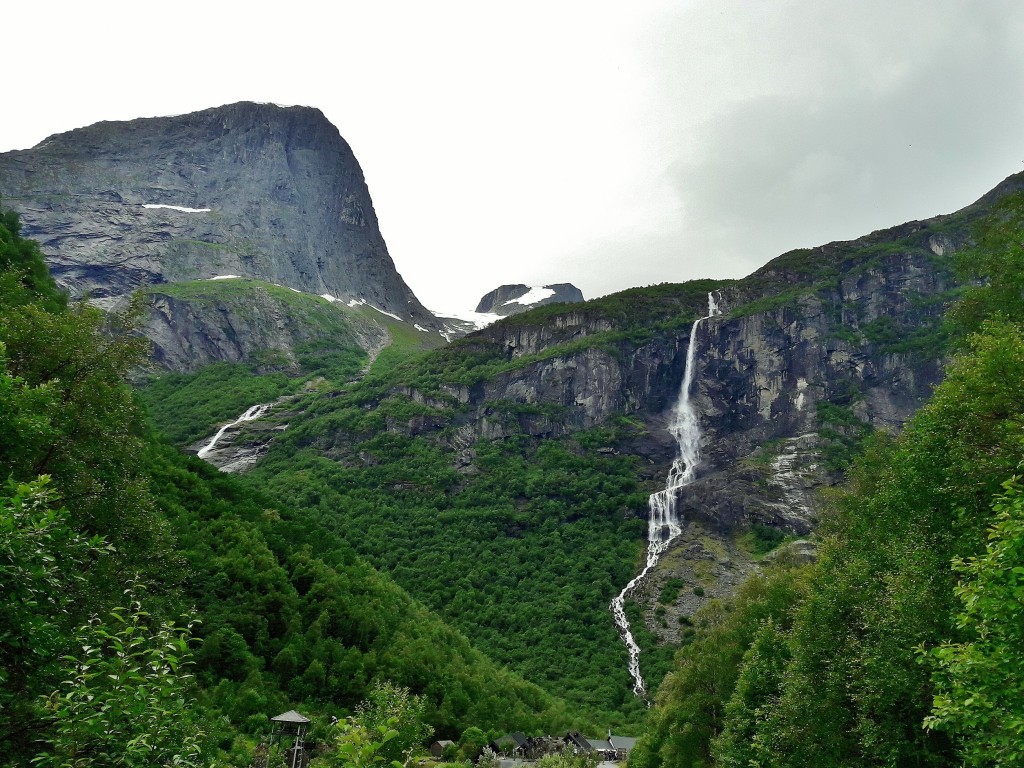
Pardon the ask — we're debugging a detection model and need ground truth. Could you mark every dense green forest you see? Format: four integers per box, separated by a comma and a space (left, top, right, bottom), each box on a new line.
0, 206, 583, 767
629, 195, 1024, 768
136, 283, 737, 724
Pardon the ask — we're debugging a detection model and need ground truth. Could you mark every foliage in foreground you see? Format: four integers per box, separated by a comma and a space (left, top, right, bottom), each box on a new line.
0, 204, 187, 764
34, 596, 203, 768
923, 477, 1024, 765
627, 560, 809, 768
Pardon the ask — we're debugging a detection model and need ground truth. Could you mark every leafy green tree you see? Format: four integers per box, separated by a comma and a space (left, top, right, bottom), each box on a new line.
355, 681, 433, 763
0, 476, 111, 758
951, 192, 1024, 334
534, 747, 597, 768
316, 717, 402, 768
711, 618, 791, 768
442, 742, 459, 761
0, 201, 65, 311
458, 726, 489, 762
0, 341, 58, 468
628, 561, 807, 768
33, 593, 205, 767
923, 477, 1024, 767
475, 746, 499, 768
0, 212, 165, 586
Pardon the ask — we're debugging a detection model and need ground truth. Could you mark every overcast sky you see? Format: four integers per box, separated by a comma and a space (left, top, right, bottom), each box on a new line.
5, 1, 1024, 312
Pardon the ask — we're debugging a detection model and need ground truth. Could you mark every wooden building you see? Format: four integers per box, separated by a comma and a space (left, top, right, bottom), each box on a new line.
430, 740, 456, 758
491, 732, 529, 756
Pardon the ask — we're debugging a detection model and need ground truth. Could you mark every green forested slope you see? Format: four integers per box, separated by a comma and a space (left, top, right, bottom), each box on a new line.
141, 283, 738, 724
0, 206, 576, 767
252, 419, 661, 721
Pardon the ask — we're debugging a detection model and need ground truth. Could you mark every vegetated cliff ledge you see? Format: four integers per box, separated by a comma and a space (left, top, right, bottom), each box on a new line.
0, 101, 438, 329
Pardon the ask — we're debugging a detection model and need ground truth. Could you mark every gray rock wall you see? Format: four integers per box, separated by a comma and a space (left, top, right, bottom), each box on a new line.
386, 248, 954, 538
0, 102, 437, 328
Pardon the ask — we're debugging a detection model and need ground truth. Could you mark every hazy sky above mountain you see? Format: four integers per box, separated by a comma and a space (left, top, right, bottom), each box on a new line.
5, 1, 1024, 312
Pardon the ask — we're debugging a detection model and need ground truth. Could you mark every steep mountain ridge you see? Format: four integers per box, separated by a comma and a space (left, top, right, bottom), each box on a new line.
0, 101, 439, 329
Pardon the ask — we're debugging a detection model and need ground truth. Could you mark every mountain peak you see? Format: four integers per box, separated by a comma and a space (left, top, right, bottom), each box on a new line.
475, 283, 585, 316
0, 102, 438, 327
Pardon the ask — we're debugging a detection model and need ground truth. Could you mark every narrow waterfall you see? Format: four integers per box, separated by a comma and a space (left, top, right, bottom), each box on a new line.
610, 291, 721, 698
197, 403, 274, 459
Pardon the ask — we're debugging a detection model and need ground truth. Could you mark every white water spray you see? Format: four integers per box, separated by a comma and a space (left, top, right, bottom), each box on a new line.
610, 292, 721, 698
197, 403, 274, 459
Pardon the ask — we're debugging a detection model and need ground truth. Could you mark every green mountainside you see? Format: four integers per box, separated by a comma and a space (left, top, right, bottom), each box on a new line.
132, 177, 1024, 744
0, 207, 579, 767
6, 154, 1024, 767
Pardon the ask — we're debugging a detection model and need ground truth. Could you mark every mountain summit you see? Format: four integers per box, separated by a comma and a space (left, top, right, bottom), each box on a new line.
475, 283, 585, 316
0, 101, 436, 327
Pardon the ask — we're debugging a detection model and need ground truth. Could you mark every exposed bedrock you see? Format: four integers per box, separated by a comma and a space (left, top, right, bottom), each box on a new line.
0, 101, 438, 328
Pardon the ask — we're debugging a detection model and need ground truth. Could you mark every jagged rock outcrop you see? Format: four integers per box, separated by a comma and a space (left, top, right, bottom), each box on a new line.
0, 101, 438, 329
476, 283, 585, 316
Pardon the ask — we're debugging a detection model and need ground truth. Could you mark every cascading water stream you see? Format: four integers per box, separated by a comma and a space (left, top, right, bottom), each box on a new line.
610, 291, 721, 698
197, 403, 274, 459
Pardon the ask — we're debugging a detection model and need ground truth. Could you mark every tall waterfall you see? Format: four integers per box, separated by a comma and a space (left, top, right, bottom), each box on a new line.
610, 291, 721, 698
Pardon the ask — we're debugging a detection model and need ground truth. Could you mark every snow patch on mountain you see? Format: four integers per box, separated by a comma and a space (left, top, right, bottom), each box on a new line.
143, 203, 212, 213
432, 307, 503, 330
504, 286, 556, 306
346, 297, 403, 321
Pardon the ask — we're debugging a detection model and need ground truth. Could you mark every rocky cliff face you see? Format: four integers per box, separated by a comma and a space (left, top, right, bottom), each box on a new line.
0, 102, 437, 328
452, 250, 953, 496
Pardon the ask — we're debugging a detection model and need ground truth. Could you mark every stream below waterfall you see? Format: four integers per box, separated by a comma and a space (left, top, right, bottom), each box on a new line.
610, 291, 721, 698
